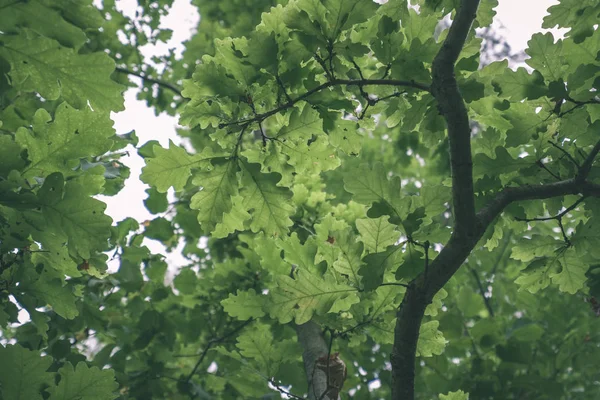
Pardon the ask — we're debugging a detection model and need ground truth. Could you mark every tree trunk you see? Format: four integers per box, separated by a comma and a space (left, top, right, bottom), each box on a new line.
296, 321, 335, 400
390, 0, 482, 398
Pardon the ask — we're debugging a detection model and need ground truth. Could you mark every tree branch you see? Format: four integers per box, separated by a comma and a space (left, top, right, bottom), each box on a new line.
431, 0, 480, 237
218, 78, 430, 129
391, 2, 480, 399
515, 196, 586, 222
390, 2, 600, 399
468, 266, 494, 317
185, 319, 253, 382
576, 138, 600, 183
477, 179, 600, 229
115, 67, 183, 97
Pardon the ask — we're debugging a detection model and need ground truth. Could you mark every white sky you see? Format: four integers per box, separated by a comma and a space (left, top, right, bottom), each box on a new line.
102, 0, 563, 269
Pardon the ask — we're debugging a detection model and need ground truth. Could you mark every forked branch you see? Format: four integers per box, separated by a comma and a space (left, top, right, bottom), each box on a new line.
218, 78, 430, 130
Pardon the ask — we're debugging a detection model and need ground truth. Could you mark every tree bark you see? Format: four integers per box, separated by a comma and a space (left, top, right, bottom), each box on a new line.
391, 1, 481, 399
389, 1, 600, 398
296, 321, 333, 400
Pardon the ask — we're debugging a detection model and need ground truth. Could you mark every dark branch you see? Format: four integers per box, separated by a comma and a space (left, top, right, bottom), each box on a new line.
392, 4, 599, 397
430, 0, 480, 236
548, 140, 579, 168
185, 319, 253, 382
115, 67, 183, 97
218, 78, 430, 129
478, 180, 600, 229
515, 196, 586, 222
577, 139, 600, 183
392, 1, 479, 399
536, 159, 561, 180
276, 74, 293, 103
379, 282, 410, 288
468, 266, 494, 317
269, 380, 305, 400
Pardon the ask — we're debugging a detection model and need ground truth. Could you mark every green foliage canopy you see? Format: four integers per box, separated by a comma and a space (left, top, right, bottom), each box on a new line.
1, 0, 600, 399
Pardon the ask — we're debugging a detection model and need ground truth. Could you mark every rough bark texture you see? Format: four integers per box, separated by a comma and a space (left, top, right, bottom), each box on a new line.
296, 321, 333, 400
390, 1, 600, 399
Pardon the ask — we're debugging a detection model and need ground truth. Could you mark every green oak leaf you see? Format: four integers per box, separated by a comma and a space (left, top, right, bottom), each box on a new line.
212, 195, 252, 237
269, 269, 359, 324
16, 103, 114, 178
356, 216, 399, 253
22, 272, 78, 319
141, 141, 224, 192
190, 159, 239, 232
417, 320, 446, 357
551, 250, 588, 294
494, 67, 547, 101
222, 289, 266, 320
0, 31, 124, 111
439, 390, 469, 400
0, 344, 53, 400
344, 162, 401, 208
543, 0, 599, 44
47, 362, 118, 400
321, 0, 379, 39
0, 0, 99, 49
473, 147, 533, 178
235, 323, 282, 375
275, 106, 326, 141
39, 173, 113, 259
239, 161, 295, 237
425, 288, 448, 317
511, 235, 563, 263
525, 33, 566, 82
331, 230, 364, 286
515, 257, 557, 294
361, 245, 402, 291
395, 243, 425, 281
279, 232, 318, 271
284, 135, 340, 173
173, 268, 198, 295
0, 133, 27, 177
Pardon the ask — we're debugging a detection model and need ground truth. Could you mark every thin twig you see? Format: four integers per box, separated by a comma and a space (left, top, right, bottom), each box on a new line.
381, 63, 392, 79
218, 78, 430, 129
269, 379, 305, 400
535, 159, 561, 180
314, 52, 333, 80
515, 196, 586, 222
336, 319, 374, 337
490, 231, 513, 277
557, 218, 571, 246
115, 67, 183, 97
379, 282, 409, 288
327, 41, 335, 79
468, 266, 494, 317
577, 138, 600, 182
276, 74, 293, 103
424, 241, 430, 281
548, 141, 579, 168
185, 319, 253, 382
515, 196, 586, 246
232, 123, 250, 156
258, 120, 269, 146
